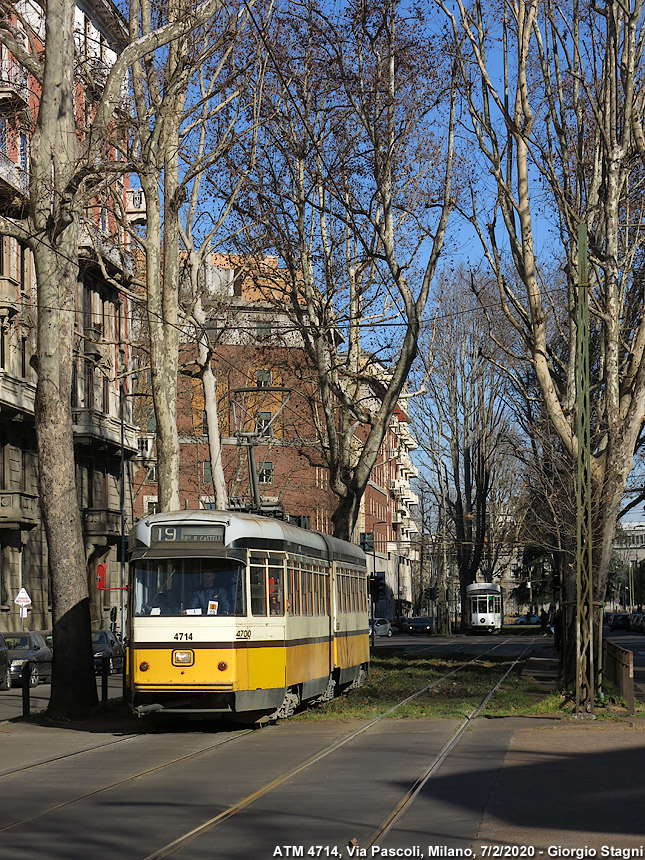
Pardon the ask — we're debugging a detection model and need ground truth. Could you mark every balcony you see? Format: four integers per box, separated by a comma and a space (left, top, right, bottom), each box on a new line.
82, 507, 122, 539
0, 370, 36, 415
72, 407, 139, 456
0, 150, 28, 197
83, 324, 106, 361
126, 187, 146, 225
79, 224, 135, 278
0, 274, 19, 321
0, 60, 29, 106
405, 489, 419, 506
0, 491, 39, 529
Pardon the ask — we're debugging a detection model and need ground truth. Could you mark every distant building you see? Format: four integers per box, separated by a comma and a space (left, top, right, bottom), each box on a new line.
614, 521, 645, 565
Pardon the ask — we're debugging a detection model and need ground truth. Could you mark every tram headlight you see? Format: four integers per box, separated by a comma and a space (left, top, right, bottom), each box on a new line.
139, 661, 149, 672
172, 650, 194, 666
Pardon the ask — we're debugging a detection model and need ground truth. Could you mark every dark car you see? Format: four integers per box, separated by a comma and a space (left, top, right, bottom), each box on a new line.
92, 630, 125, 674
609, 613, 631, 631
407, 616, 433, 635
3, 630, 53, 686
0, 632, 10, 691
39, 630, 53, 651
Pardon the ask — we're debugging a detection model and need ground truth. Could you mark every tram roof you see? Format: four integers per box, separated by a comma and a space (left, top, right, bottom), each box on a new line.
133, 509, 366, 566
466, 581, 502, 593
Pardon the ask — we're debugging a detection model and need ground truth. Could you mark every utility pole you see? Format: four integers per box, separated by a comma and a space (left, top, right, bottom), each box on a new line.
576, 223, 594, 715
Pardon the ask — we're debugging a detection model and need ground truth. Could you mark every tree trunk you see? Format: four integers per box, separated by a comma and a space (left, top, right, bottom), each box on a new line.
30, 0, 97, 711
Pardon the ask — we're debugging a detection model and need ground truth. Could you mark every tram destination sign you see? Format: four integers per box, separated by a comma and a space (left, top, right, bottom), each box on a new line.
150, 525, 225, 544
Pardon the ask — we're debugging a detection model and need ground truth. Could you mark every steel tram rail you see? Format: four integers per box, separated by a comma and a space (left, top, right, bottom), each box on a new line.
0, 636, 535, 847
359, 642, 534, 850
139, 638, 527, 860
0, 729, 253, 833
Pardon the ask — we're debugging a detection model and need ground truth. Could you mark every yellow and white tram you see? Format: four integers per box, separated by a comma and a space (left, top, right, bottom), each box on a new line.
127, 510, 369, 719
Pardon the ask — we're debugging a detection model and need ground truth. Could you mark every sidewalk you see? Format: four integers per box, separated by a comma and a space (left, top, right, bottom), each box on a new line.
476, 638, 645, 851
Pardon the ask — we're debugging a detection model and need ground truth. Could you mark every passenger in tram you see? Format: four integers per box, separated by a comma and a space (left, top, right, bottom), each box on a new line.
186, 570, 231, 615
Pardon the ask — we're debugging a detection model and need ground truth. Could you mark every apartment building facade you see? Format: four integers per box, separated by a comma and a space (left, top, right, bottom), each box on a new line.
0, 0, 139, 633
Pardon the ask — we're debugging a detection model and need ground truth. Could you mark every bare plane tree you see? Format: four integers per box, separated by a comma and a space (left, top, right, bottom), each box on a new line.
237, 0, 456, 540
411, 271, 523, 628
440, 0, 645, 622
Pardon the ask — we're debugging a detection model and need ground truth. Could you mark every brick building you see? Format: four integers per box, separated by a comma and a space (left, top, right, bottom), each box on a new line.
132, 256, 420, 619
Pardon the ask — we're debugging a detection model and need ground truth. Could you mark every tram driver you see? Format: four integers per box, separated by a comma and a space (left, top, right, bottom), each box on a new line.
185, 570, 231, 615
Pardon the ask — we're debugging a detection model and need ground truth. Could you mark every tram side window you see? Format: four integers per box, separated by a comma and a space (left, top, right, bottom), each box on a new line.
287, 560, 300, 616
490, 595, 501, 613
250, 558, 267, 616
337, 573, 346, 613
269, 566, 284, 615
321, 570, 329, 615
314, 566, 328, 616
302, 565, 313, 615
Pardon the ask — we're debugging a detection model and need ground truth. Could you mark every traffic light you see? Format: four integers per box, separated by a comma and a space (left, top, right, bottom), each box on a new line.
360, 532, 374, 552
552, 570, 561, 589
377, 577, 386, 600
369, 575, 379, 601
96, 562, 107, 590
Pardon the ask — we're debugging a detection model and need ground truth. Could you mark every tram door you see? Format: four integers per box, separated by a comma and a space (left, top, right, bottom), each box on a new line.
330, 563, 339, 672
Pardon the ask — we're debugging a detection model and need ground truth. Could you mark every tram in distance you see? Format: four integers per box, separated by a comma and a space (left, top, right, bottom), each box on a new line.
127, 510, 370, 720
466, 581, 503, 634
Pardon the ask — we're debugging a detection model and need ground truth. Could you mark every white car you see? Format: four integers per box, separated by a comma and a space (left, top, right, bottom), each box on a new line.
370, 618, 393, 637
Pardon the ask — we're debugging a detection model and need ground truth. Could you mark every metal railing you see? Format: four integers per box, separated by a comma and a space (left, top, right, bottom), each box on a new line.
0, 59, 29, 102
603, 638, 635, 714
0, 150, 28, 194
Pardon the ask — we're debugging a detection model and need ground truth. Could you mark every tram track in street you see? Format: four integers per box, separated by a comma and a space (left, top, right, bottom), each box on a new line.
0, 636, 538, 857
359, 642, 534, 850
0, 729, 253, 833
140, 638, 533, 860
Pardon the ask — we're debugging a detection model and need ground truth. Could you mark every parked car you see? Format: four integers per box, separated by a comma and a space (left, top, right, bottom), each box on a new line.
0, 632, 10, 691
603, 612, 614, 627
39, 630, 53, 651
609, 613, 631, 631
92, 629, 125, 673
370, 618, 393, 637
396, 617, 411, 634
514, 614, 540, 625
3, 631, 53, 686
407, 616, 433, 635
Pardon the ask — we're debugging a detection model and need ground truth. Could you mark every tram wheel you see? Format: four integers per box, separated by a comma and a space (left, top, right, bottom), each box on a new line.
271, 687, 301, 720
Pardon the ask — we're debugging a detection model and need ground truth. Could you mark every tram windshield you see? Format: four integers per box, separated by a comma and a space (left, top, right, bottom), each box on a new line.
471, 595, 501, 614
132, 559, 246, 617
